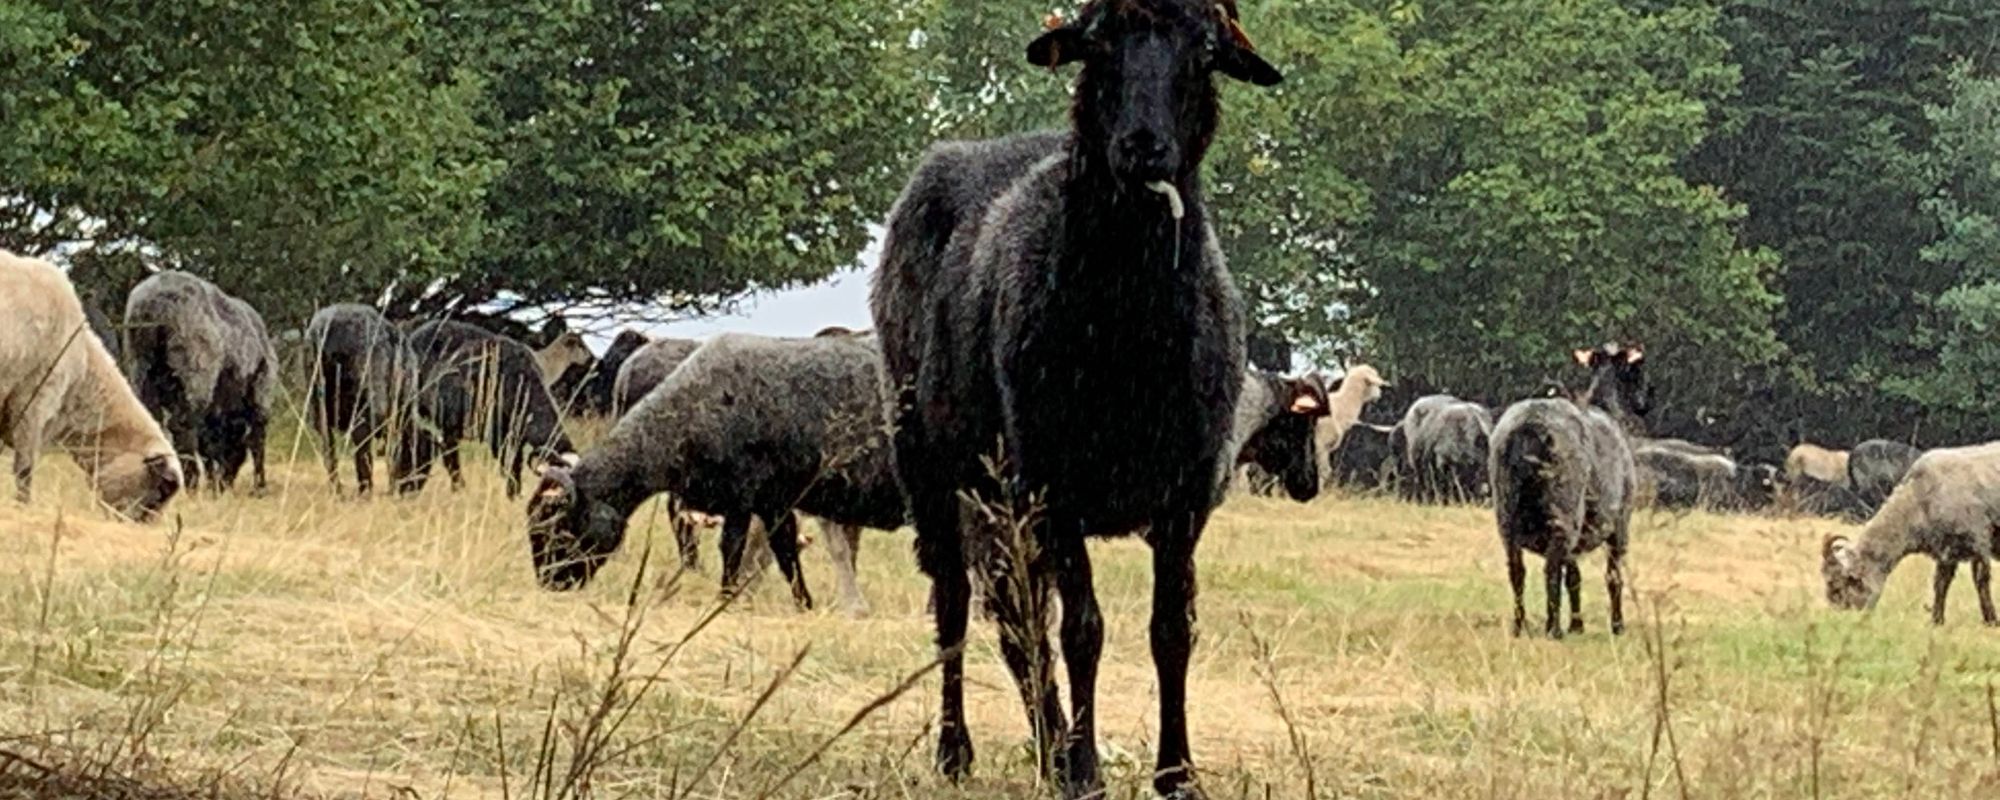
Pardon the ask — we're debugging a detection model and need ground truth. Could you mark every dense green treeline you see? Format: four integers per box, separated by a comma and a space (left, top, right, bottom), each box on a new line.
3, 1, 1997, 451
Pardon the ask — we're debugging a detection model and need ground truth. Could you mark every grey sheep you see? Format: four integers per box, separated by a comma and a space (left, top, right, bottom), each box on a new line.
1633, 446, 1778, 512
1394, 395, 1493, 504
124, 270, 277, 493
870, 2, 1284, 794
1330, 422, 1397, 491
405, 320, 577, 498
2, 250, 183, 519
305, 304, 433, 495
1848, 438, 1923, 511
611, 337, 701, 414
527, 333, 906, 614
1491, 395, 1637, 639
1823, 441, 2000, 626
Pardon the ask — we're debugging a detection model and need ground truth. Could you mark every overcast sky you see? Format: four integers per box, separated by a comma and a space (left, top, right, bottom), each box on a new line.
620, 233, 880, 345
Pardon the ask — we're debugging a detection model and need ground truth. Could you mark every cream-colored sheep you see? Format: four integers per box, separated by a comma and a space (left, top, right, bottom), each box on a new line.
1, 250, 182, 519
1313, 364, 1389, 479
535, 330, 594, 386
1786, 443, 1850, 486
1822, 441, 2000, 626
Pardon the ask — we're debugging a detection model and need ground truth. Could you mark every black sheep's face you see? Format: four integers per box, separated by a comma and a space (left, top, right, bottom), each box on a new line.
1245, 379, 1330, 502
1740, 463, 1780, 507
1573, 342, 1650, 417
1029, 0, 1282, 185
526, 467, 625, 591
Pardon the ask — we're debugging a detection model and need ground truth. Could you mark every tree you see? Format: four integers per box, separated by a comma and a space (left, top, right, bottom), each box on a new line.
411, 0, 933, 318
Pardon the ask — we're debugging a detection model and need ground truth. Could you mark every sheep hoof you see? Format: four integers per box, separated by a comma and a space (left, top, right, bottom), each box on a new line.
1155, 777, 1207, 800
936, 729, 973, 782
1545, 625, 1565, 641
1610, 621, 1626, 636
1568, 619, 1585, 635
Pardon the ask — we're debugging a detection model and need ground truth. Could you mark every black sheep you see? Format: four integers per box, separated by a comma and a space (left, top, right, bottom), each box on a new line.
1330, 422, 1397, 491
406, 320, 576, 498
869, 2, 1282, 796
123, 271, 277, 493
305, 304, 432, 495
1394, 395, 1492, 503
1231, 371, 1331, 501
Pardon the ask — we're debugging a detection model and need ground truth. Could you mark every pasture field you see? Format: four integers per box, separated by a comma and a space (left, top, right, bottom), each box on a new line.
4, 421, 1999, 799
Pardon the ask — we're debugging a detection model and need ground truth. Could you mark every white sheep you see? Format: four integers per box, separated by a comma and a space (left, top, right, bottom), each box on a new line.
1312, 364, 1388, 480
2, 250, 183, 519
1822, 442, 2000, 626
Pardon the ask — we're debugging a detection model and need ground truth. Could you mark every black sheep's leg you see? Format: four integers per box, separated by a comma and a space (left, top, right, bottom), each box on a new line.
983, 521, 1066, 781
1565, 560, 1585, 634
666, 497, 701, 572
353, 424, 376, 496
1933, 559, 1960, 626
762, 511, 813, 611
1544, 552, 1567, 640
1150, 506, 1210, 800
1507, 544, 1528, 637
442, 442, 465, 491
248, 415, 269, 495
911, 487, 973, 780
718, 513, 752, 598
1606, 539, 1628, 636
1971, 556, 1997, 626
1052, 533, 1104, 798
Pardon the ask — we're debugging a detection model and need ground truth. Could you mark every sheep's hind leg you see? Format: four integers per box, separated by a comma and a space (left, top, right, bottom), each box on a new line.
247, 416, 269, 496
762, 511, 814, 611
1565, 561, 1585, 634
821, 520, 868, 617
717, 514, 753, 599
1052, 534, 1104, 798
984, 531, 1066, 781
911, 489, 973, 781
1932, 559, 1960, 626
1544, 554, 1568, 640
1606, 540, 1628, 636
1506, 544, 1528, 637
666, 497, 701, 572
1150, 506, 1212, 800
1969, 557, 1996, 626
13, 446, 35, 504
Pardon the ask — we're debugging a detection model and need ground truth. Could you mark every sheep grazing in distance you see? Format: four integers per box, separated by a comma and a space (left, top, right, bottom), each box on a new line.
406, 320, 577, 498
528, 333, 905, 616
1, 250, 182, 519
1331, 422, 1397, 491
305, 304, 433, 495
1787, 442, 1849, 486
1823, 442, 2000, 626
572, 330, 651, 416
871, 2, 1284, 795
1230, 371, 1332, 501
1782, 473, 1872, 523
1490, 346, 1640, 639
124, 270, 277, 494
1395, 395, 1493, 503
1848, 438, 1923, 511
1633, 446, 1778, 512
611, 337, 701, 414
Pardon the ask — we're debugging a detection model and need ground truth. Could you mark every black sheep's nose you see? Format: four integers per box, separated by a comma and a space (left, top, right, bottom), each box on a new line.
1117, 132, 1174, 176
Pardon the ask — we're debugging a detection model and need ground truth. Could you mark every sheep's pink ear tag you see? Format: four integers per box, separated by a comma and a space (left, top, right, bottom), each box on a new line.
1289, 394, 1322, 414
1572, 349, 1593, 366
1625, 348, 1645, 364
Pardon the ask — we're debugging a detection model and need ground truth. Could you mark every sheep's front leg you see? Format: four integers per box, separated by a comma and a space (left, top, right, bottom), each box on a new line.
1052, 534, 1104, 798
1565, 561, 1585, 634
820, 520, 868, 617
1968, 557, 1996, 626
248, 417, 269, 495
1506, 544, 1528, 637
718, 513, 752, 598
666, 497, 701, 572
1150, 507, 1209, 800
1932, 559, 1960, 626
1606, 540, 1628, 636
762, 511, 813, 611
1544, 554, 1568, 640
13, 445, 36, 504
985, 529, 1065, 780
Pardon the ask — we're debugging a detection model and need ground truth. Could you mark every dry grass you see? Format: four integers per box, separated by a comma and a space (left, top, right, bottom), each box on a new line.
5, 422, 2000, 799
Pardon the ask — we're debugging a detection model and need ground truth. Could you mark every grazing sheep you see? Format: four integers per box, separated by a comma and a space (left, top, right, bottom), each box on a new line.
870, 2, 1283, 795
1786, 443, 1850, 486
611, 337, 702, 414
2, 250, 182, 518
1330, 422, 1397, 491
1848, 438, 1923, 511
1633, 446, 1778, 512
1395, 395, 1493, 503
526, 333, 905, 614
124, 270, 277, 493
1823, 442, 2000, 626
1782, 473, 1873, 523
1491, 394, 1637, 639
1230, 371, 1332, 501
305, 304, 432, 495
406, 320, 577, 498
572, 330, 651, 415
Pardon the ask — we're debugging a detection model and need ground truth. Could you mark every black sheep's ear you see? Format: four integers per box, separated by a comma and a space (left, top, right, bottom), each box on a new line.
1214, 13, 1282, 86
1027, 23, 1088, 69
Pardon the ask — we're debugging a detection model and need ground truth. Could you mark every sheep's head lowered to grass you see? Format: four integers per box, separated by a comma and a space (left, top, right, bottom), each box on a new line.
91, 449, 183, 522
1821, 534, 1878, 610
1031, 0, 1281, 191
526, 466, 624, 590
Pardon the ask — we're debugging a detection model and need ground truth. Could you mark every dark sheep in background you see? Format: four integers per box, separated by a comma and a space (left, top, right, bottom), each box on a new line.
870, 2, 1283, 794
1848, 438, 1923, 511
611, 337, 702, 414
1574, 341, 1651, 435
1231, 371, 1332, 501
2, 250, 182, 519
305, 304, 432, 495
572, 330, 651, 415
1395, 395, 1493, 503
406, 320, 576, 498
1330, 422, 1397, 491
124, 270, 277, 493
527, 333, 906, 615
1781, 473, 1872, 523
1824, 442, 2000, 626
1633, 446, 1778, 512
83, 301, 122, 363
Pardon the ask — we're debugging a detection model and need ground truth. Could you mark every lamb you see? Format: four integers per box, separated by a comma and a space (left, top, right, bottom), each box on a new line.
1489, 345, 1641, 639
527, 333, 906, 615
1230, 371, 1332, 501
405, 320, 577, 498
869, 3, 1283, 796
2, 250, 182, 519
1848, 438, 1923, 511
1330, 422, 1397, 491
1394, 395, 1493, 503
611, 337, 702, 414
1313, 364, 1389, 464
1786, 443, 1849, 486
305, 304, 432, 495
1633, 446, 1778, 512
1822, 442, 2000, 626
123, 270, 277, 493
